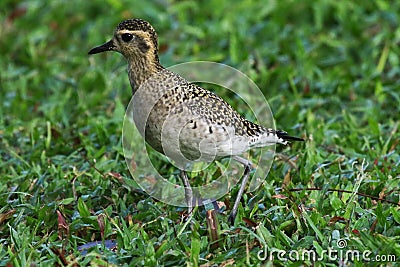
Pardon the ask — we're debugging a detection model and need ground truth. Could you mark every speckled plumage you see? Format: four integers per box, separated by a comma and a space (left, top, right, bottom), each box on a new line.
89, 19, 303, 223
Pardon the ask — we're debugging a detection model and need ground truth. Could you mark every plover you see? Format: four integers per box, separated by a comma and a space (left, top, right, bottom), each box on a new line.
88, 18, 303, 224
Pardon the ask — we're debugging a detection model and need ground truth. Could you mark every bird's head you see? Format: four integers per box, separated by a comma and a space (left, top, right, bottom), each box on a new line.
88, 18, 159, 63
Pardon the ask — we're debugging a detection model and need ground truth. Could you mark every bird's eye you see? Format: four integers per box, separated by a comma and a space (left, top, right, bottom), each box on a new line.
121, 33, 134, 42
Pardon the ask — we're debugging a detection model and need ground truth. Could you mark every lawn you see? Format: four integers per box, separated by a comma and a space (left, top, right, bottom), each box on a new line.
1, 0, 399, 266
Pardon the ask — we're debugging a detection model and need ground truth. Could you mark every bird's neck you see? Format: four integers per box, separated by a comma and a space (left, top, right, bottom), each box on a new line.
127, 53, 163, 94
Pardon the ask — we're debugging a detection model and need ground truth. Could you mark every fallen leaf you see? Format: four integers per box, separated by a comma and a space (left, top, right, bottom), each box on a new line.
242, 217, 258, 228
272, 194, 288, 199
328, 216, 348, 226
352, 229, 360, 235
97, 214, 105, 239
57, 210, 69, 240
0, 210, 15, 225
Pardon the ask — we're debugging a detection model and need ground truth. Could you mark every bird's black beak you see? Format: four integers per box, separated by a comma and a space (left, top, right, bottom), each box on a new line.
88, 40, 116, 54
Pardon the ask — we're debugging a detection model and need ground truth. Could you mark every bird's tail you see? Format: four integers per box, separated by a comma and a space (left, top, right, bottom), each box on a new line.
276, 130, 304, 142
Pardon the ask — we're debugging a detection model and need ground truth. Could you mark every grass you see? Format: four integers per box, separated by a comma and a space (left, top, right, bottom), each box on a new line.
1, 0, 399, 266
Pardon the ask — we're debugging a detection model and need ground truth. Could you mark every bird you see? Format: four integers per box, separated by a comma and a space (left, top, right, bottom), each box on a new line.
88, 18, 303, 224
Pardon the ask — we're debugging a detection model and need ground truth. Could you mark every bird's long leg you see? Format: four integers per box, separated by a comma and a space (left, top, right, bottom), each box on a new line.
228, 156, 253, 225
180, 170, 194, 215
